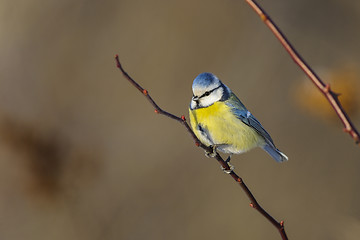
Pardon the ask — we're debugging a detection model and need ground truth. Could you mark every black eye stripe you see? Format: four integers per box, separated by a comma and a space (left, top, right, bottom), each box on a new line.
199, 85, 221, 98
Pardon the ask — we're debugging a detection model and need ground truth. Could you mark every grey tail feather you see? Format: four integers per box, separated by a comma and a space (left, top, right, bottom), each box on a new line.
263, 144, 289, 163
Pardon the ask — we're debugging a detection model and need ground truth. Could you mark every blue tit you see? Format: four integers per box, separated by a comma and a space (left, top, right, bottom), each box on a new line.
189, 72, 288, 162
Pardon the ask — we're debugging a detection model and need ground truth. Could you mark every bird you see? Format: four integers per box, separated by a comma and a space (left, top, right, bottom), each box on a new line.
189, 72, 288, 163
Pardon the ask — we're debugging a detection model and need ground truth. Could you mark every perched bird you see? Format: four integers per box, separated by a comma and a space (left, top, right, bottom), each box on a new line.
189, 72, 288, 163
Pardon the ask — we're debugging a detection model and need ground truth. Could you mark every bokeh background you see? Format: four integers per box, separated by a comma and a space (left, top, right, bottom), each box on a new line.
1, 0, 360, 239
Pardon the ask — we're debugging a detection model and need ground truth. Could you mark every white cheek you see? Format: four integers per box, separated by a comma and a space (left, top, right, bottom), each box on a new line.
199, 96, 214, 108
199, 88, 223, 108
190, 100, 197, 109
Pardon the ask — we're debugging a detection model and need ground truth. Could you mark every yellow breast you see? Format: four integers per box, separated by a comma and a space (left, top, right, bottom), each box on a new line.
189, 101, 264, 154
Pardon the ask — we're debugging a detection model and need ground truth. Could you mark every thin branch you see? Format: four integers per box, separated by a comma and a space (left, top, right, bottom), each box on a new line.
115, 55, 288, 240
115, 56, 202, 145
245, 0, 360, 145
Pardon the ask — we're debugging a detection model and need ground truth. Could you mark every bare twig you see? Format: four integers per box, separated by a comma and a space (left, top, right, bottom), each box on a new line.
115, 55, 288, 240
245, 0, 360, 145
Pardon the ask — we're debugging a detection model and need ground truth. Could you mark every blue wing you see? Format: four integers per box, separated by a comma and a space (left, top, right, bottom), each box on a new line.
225, 93, 288, 162
225, 93, 274, 146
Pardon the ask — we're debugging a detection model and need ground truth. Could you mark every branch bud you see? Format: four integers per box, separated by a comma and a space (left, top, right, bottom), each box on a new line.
324, 84, 331, 93
260, 13, 268, 21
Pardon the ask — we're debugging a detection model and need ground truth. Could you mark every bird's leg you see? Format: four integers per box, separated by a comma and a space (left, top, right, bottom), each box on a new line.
205, 145, 217, 158
221, 154, 234, 174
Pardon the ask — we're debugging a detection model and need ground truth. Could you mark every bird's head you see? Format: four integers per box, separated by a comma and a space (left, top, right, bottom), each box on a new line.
190, 72, 230, 109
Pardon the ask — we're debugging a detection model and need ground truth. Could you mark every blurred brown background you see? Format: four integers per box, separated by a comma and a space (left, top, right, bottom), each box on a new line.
1, 0, 360, 239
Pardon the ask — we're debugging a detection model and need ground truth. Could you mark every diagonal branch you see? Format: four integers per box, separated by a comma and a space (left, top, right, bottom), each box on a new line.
115, 55, 288, 240
246, 0, 360, 145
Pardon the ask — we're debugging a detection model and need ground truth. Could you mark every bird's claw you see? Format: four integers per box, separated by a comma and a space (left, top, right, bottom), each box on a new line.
205, 151, 217, 158
221, 163, 234, 174
205, 145, 217, 158
221, 155, 233, 173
